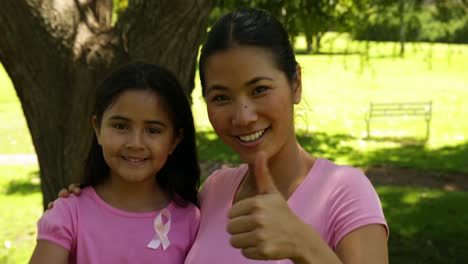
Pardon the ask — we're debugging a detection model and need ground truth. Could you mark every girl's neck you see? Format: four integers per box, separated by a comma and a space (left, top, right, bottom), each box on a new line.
95, 177, 170, 213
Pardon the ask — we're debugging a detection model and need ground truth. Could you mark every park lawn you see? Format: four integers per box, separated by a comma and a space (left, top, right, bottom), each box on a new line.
0, 64, 35, 154
0, 165, 467, 263
0, 165, 41, 264
378, 186, 468, 263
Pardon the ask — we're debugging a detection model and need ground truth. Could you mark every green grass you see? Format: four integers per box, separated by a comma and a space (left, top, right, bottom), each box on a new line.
0, 64, 35, 154
0, 165, 41, 264
378, 186, 468, 263
1, 35, 468, 263
1, 165, 467, 263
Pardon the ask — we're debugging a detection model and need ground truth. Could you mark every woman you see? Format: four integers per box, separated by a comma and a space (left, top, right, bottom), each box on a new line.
55, 8, 389, 263
185, 8, 388, 263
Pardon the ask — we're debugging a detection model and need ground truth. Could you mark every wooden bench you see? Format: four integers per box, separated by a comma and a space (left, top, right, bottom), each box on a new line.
365, 101, 432, 139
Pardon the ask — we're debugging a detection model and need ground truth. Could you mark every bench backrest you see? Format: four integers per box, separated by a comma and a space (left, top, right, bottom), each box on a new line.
367, 101, 432, 120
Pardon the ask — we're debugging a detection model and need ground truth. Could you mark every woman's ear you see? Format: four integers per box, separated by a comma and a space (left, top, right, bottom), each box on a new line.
169, 128, 184, 155
292, 64, 302, 104
91, 116, 101, 145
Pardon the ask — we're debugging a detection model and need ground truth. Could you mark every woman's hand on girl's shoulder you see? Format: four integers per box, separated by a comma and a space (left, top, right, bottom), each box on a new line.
47, 184, 82, 209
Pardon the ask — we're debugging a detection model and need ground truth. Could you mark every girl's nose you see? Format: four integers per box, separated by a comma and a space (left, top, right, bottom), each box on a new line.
232, 101, 257, 127
126, 131, 144, 149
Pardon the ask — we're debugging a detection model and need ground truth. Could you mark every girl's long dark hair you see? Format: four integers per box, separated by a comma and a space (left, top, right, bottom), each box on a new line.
82, 62, 200, 206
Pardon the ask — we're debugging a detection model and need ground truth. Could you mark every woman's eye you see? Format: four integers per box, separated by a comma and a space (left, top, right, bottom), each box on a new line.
211, 94, 229, 103
146, 127, 160, 134
252, 86, 269, 96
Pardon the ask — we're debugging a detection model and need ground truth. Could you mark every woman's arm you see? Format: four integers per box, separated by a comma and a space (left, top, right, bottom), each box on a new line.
47, 184, 81, 209
29, 240, 69, 264
335, 224, 388, 264
228, 153, 388, 263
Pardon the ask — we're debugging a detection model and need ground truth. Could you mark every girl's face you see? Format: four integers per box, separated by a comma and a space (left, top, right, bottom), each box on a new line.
93, 90, 181, 185
203, 46, 302, 164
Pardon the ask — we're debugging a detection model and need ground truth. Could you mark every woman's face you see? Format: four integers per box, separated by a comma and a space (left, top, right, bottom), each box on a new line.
203, 46, 302, 164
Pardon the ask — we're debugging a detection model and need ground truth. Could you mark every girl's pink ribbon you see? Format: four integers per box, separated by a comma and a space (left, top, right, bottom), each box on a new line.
147, 208, 171, 250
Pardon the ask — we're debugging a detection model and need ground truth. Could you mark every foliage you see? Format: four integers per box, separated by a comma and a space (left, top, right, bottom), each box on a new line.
210, 0, 468, 50
353, 0, 468, 43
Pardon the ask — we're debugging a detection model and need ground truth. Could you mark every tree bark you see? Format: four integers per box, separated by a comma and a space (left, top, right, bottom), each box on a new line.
0, 0, 212, 209
399, 0, 406, 57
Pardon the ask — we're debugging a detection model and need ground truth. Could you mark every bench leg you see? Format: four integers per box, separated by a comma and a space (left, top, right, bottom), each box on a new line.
366, 120, 370, 139
426, 119, 431, 140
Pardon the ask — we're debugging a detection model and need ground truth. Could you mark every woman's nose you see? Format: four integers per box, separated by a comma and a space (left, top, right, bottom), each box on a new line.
232, 101, 257, 127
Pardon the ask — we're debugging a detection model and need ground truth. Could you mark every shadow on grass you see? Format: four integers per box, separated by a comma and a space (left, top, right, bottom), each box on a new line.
349, 141, 468, 175
365, 136, 429, 146
6, 170, 41, 195
378, 186, 468, 263
197, 131, 241, 164
197, 130, 468, 176
294, 49, 362, 56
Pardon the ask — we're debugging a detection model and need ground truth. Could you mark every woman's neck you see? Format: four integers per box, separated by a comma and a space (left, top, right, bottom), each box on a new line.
95, 177, 169, 213
244, 138, 316, 200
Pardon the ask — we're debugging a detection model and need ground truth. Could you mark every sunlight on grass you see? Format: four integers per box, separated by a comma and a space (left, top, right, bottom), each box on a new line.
0, 165, 41, 264
0, 64, 35, 154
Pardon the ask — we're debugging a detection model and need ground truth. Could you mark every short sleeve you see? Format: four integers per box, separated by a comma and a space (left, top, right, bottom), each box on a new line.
199, 169, 219, 206
328, 167, 389, 249
186, 205, 201, 251
37, 198, 76, 251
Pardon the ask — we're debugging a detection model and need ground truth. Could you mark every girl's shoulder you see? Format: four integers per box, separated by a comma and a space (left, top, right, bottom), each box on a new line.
38, 187, 94, 227
36, 188, 96, 250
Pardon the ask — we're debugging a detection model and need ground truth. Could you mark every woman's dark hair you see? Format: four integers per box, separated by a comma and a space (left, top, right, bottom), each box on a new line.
199, 8, 298, 94
82, 62, 200, 206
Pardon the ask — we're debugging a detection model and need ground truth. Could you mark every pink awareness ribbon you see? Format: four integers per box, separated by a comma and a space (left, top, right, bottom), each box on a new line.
147, 208, 171, 250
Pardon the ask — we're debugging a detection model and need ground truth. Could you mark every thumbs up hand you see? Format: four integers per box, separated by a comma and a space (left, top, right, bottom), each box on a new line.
227, 152, 312, 261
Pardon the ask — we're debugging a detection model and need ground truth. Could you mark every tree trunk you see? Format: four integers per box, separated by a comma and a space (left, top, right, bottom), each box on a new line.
399, 0, 406, 57
305, 32, 313, 53
0, 0, 212, 209
315, 33, 322, 54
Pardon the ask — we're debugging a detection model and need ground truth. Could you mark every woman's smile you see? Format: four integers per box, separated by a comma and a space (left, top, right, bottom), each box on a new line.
236, 127, 270, 145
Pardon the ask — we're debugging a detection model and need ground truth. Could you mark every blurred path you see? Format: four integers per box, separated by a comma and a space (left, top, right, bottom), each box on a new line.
0, 154, 37, 165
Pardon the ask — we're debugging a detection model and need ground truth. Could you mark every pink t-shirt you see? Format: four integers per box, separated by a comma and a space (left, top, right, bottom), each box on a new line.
37, 187, 200, 264
185, 158, 388, 264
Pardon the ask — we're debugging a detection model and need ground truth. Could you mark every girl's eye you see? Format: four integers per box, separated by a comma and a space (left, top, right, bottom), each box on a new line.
252, 86, 269, 96
113, 124, 128, 130
146, 127, 161, 134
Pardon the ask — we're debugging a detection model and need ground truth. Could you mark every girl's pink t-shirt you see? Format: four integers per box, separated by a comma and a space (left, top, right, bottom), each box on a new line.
37, 187, 200, 264
185, 158, 388, 264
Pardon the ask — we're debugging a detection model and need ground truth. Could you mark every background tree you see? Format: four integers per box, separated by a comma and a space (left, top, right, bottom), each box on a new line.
0, 0, 212, 209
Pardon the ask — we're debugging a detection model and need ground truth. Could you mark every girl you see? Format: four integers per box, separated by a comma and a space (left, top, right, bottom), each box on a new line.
30, 63, 200, 263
